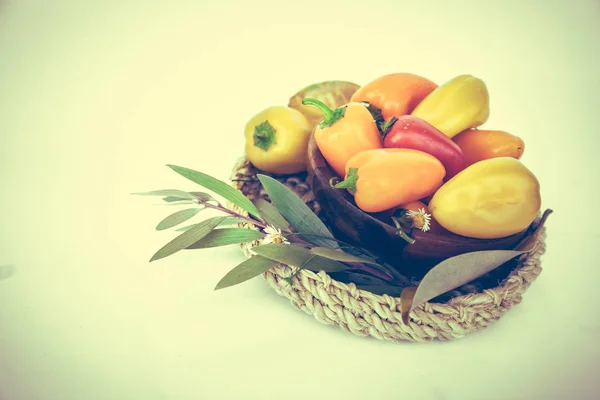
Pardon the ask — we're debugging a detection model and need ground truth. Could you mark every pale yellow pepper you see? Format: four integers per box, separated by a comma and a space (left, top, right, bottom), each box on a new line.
411, 74, 490, 138
244, 106, 312, 175
428, 157, 541, 239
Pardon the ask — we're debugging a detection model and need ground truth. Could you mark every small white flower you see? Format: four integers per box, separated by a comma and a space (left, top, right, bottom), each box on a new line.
262, 225, 290, 245
406, 208, 432, 232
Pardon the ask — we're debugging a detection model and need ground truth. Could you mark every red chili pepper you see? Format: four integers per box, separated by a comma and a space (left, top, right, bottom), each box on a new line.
382, 116, 466, 179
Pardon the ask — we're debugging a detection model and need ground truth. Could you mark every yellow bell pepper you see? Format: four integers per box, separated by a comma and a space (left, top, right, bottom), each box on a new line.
428, 157, 541, 239
411, 74, 490, 138
244, 106, 312, 175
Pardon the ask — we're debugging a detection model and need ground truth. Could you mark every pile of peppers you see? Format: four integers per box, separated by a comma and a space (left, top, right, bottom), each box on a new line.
243, 73, 541, 240
302, 73, 541, 240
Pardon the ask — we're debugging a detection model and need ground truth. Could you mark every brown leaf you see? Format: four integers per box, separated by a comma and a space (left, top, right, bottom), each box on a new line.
399, 209, 553, 324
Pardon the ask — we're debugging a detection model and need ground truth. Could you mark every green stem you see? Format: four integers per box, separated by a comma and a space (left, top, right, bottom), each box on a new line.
391, 217, 415, 245
331, 168, 358, 193
379, 117, 398, 138
301, 97, 346, 128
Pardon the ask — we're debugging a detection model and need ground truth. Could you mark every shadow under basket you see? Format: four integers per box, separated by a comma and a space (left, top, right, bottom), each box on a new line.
229, 157, 547, 343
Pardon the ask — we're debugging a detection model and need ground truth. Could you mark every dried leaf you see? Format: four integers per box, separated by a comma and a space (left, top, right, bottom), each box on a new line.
214, 255, 279, 290
309, 247, 381, 266
186, 228, 264, 249
155, 208, 202, 231
167, 165, 262, 220
400, 249, 531, 323
252, 243, 348, 273
253, 197, 291, 232
257, 174, 336, 248
399, 209, 552, 324
150, 216, 226, 262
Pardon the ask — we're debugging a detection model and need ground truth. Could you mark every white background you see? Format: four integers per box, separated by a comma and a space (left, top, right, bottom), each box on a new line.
1, 0, 599, 399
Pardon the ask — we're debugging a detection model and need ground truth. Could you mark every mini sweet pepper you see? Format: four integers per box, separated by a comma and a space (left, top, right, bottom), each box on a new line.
429, 157, 541, 239
382, 115, 466, 179
350, 73, 438, 121
411, 74, 490, 138
452, 129, 525, 167
302, 98, 381, 178
244, 106, 312, 175
332, 148, 446, 213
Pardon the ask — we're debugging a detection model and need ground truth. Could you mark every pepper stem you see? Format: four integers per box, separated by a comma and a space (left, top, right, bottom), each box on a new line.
253, 120, 277, 151
331, 168, 358, 193
301, 97, 346, 129
379, 117, 398, 138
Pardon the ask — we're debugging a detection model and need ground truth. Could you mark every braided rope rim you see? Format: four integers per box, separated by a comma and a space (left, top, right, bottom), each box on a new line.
229, 158, 546, 343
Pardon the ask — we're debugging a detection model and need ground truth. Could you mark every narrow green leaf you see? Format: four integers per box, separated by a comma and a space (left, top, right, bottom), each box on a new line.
174, 217, 246, 232
257, 174, 335, 248
133, 189, 196, 200
150, 216, 226, 262
253, 197, 291, 232
162, 196, 194, 203
167, 165, 262, 220
189, 192, 217, 203
156, 208, 202, 231
215, 255, 279, 290
309, 247, 381, 266
187, 228, 264, 249
252, 243, 348, 273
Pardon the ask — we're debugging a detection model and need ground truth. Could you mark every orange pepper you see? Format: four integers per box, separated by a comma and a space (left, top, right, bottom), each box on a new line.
350, 73, 438, 121
302, 98, 381, 178
332, 148, 446, 213
452, 129, 525, 167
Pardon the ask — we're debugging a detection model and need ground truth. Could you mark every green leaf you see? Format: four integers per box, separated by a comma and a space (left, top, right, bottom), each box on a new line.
253, 197, 291, 232
309, 247, 381, 266
256, 174, 336, 248
187, 228, 264, 249
189, 192, 217, 203
133, 189, 196, 200
150, 216, 226, 262
252, 243, 348, 273
166, 165, 262, 220
215, 255, 279, 290
162, 196, 194, 203
155, 208, 202, 231
174, 217, 245, 232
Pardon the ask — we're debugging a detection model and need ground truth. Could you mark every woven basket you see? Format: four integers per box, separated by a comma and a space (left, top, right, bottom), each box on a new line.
229, 157, 546, 343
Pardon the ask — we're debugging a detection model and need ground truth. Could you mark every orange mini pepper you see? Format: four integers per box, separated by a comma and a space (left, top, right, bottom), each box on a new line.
350, 73, 438, 121
302, 98, 381, 178
332, 148, 446, 213
452, 129, 525, 167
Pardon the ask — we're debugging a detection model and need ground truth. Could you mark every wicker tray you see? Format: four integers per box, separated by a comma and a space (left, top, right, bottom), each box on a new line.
229, 157, 546, 343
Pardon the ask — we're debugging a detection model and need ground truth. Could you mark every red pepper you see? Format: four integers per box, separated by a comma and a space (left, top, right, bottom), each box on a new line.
382, 116, 466, 180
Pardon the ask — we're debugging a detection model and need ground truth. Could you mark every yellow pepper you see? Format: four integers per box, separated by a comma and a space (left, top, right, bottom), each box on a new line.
428, 157, 541, 239
411, 74, 490, 138
244, 106, 312, 175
